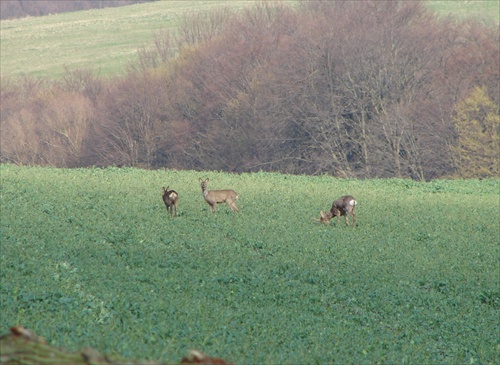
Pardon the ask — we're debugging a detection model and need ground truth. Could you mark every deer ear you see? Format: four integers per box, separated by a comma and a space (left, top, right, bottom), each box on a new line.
206, 177, 209, 182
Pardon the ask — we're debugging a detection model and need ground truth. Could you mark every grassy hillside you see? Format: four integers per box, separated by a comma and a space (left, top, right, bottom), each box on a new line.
0, 0, 260, 78
1, 164, 498, 364
428, 0, 499, 24
1, 0, 498, 79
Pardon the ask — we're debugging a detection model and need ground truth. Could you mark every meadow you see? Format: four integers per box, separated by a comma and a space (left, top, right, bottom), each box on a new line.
0, 0, 261, 78
0, 164, 498, 364
1, 0, 498, 79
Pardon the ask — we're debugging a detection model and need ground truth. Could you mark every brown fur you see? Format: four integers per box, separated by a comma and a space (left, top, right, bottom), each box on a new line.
199, 177, 239, 213
162, 186, 179, 217
314, 195, 357, 226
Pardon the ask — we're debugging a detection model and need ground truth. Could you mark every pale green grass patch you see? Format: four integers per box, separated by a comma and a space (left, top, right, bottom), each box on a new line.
0, 1, 260, 78
1, 1, 496, 79
428, 0, 499, 25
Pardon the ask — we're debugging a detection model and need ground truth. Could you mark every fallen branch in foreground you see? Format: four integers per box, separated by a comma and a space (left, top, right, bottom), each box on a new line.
0, 326, 233, 365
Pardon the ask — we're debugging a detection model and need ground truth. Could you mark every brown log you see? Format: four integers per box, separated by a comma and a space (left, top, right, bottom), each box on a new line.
0, 326, 233, 365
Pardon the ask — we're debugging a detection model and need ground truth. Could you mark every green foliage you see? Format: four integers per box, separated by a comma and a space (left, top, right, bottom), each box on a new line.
1, 164, 499, 364
452, 86, 499, 178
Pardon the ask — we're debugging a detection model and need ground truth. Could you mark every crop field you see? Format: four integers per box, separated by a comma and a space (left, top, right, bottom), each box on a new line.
1, 0, 498, 79
0, 164, 498, 364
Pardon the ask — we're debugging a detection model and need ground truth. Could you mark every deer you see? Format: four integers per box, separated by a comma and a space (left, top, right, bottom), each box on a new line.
161, 186, 179, 217
314, 195, 357, 226
199, 177, 239, 213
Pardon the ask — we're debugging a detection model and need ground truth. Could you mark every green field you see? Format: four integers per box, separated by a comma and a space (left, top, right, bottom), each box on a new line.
1, 164, 498, 364
1, 0, 498, 79
428, 0, 500, 24
0, 0, 260, 78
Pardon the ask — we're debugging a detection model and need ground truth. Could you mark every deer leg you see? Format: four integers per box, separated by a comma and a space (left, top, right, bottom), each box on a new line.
230, 201, 239, 212
351, 212, 356, 226
224, 198, 236, 212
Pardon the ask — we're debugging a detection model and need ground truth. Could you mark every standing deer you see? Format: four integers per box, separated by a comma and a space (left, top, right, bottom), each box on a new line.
161, 186, 179, 217
199, 177, 239, 213
315, 195, 357, 226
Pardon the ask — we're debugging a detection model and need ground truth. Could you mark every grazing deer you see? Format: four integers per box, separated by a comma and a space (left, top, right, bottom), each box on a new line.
314, 195, 357, 226
199, 177, 239, 213
162, 186, 179, 217
315, 209, 334, 224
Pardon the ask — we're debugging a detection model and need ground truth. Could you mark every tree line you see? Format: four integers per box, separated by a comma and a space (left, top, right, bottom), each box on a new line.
1, 1, 498, 179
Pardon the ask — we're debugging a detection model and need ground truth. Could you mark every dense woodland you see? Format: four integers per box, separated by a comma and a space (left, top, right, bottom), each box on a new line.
1, 1, 498, 179
0, 0, 155, 20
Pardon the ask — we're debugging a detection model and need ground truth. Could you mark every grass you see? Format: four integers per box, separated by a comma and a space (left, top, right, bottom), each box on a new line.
0, 164, 498, 364
1, 1, 498, 79
428, 0, 500, 25
0, 1, 260, 79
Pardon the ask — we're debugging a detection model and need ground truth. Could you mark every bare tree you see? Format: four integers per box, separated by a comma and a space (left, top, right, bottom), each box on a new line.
40, 91, 94, 166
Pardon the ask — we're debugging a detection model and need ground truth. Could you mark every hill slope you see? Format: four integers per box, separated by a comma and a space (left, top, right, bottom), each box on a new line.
0, 1, 260, 78
1, 0, 497, 79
